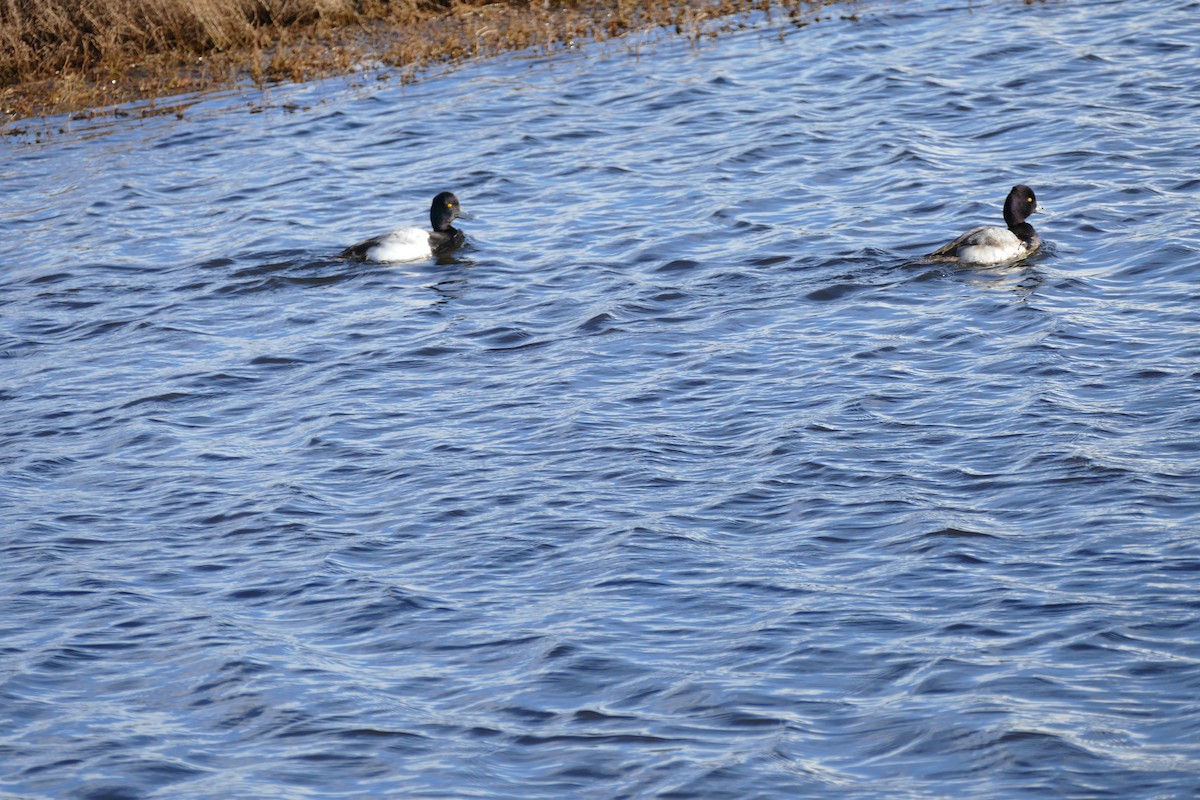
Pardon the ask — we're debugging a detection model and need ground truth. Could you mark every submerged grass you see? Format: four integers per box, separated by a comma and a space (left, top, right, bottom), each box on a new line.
1, 0, 849, 124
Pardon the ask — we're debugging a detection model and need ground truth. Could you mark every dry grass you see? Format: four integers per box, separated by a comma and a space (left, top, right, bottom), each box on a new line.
1, 0, 846, 124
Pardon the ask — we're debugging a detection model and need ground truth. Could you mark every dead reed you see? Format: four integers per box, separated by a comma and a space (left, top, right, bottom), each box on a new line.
1, 0, 842, 123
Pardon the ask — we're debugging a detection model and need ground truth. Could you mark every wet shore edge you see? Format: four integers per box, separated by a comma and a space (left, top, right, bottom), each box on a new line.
1, 0, 854, 129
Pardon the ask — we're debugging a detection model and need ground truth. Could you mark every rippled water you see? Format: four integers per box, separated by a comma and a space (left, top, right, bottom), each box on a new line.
4, 0, 1200, 797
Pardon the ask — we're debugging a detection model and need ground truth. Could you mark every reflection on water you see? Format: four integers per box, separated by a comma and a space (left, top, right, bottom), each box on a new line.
3, 1, 1200, 797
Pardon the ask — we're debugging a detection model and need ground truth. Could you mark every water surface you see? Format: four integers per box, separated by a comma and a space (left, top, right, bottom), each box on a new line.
3, 0, 1200, 797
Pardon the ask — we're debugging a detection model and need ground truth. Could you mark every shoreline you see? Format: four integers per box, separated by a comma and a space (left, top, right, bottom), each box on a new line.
1, 0, 854, 130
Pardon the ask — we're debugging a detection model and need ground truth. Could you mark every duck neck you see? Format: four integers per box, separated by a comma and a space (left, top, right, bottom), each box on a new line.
1009, 221, 1038, 246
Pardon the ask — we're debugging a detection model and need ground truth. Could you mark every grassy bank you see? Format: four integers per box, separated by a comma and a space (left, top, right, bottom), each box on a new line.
1, 0, 847, 124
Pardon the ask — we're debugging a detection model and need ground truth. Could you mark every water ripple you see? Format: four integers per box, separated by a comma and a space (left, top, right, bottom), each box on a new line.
3, 0, 1200, 797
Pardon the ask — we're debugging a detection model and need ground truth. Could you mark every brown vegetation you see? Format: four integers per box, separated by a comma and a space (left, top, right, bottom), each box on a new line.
1, 0, 844, 124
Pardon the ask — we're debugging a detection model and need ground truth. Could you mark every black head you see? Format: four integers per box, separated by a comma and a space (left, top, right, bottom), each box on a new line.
1003, 185, 1041, 227
430, 192, 463, 232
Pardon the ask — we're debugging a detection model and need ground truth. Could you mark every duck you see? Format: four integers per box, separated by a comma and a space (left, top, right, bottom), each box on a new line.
341, 191, 466, 262
927, 185, 1044, 265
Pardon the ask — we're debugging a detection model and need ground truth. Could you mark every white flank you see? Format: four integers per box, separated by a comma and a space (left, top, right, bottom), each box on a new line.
366, 228, 433, 262
956, 227, 1021, 265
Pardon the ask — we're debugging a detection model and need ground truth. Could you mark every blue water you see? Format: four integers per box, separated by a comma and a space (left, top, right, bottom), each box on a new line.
4, 0, 1200, 797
